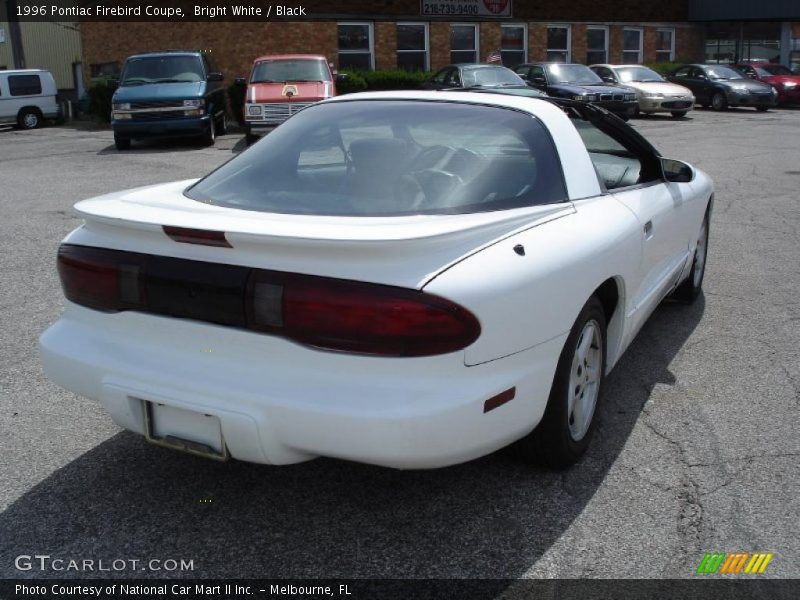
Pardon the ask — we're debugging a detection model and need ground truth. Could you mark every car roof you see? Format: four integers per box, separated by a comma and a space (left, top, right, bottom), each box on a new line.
254, 54, 328, 62
0, 69, 52, 74
127, 50, 201, 59
438, 63, 511, 69
593, 64, 653, 69
518, 62, 585, 67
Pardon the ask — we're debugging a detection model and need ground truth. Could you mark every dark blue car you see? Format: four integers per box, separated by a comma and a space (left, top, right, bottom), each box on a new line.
515, 63, 638, 120
111, 51, 227, 150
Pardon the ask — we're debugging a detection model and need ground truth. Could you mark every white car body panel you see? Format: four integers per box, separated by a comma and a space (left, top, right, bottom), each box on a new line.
73, 182, 575, 289
40, 91, 713, 468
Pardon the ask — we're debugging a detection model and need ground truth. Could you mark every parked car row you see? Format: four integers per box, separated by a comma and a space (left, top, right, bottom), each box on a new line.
6, 50, 795, 150
423, 60, 798, 120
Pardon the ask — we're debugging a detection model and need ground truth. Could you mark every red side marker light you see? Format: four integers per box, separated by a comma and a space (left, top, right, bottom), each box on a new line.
163, 226, 232, 248
483, 387, 516, 413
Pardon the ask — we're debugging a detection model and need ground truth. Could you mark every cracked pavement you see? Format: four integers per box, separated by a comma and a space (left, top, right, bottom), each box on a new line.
0, 107, 798, 580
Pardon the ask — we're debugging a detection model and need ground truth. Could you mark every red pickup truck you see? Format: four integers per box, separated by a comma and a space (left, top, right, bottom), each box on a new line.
239, 54, 340, 144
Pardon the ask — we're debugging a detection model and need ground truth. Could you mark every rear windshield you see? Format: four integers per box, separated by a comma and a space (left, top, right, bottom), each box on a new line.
462, 67, 526, 87
185, 100, 567, 216
251, 59, 331, 83
121, 55, 204, 85
546, 64, 602, 85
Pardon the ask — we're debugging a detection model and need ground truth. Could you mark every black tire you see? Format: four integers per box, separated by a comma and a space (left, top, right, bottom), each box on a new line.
755, 105, 769, 112
245, 133, 259, 146
514, 296, 607, 469
114, 133, 131, 151
671, 110, 688, 118
711, 91, 728, 111
217, 113, 228, 135
17, 108, 42, 129
670, 213, 709, 304
202, 117, 216, 146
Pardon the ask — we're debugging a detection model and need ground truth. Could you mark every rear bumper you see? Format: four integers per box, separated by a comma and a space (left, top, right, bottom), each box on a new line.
40, 304, 562, 469
112, 115, 210, 139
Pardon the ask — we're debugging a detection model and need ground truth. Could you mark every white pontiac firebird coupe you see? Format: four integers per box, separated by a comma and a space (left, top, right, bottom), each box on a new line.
40, 91, 712, 469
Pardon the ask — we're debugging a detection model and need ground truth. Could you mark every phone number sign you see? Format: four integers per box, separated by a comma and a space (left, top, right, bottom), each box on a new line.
421, 0, 513, 18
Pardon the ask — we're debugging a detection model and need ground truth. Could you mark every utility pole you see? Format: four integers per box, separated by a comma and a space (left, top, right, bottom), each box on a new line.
6, 0, 26, 69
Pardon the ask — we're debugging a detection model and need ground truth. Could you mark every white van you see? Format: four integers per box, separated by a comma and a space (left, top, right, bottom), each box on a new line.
0, 69, 59, 129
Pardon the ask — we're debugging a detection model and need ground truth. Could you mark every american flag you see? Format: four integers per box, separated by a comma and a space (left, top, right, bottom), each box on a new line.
486, 49, 502, 64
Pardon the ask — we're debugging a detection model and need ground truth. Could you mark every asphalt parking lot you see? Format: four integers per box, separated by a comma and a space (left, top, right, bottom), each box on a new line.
0, 106, 798, 580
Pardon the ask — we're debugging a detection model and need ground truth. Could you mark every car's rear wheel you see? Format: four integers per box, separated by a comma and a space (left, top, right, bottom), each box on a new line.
114, 133, 131, 151
755, 105, 770, 112
671, 110, 688, 118
514, 296, 606, 469
711, 92, 728, 111
670, 213, 709, 304
17, 108, 42, 129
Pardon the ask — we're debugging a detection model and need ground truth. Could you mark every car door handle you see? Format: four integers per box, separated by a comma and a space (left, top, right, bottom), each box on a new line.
644, 221, 653, 238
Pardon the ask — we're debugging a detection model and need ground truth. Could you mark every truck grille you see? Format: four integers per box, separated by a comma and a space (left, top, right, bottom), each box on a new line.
253, 102, 314, 125
131, 110, 187, 120
130, 101, 184, 110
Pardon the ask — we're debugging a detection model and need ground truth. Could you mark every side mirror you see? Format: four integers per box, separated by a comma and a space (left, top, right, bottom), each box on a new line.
335, 73, 349, 84
207, 72, 224, 82
532, 76, 546, 86
602, 75, 615, 83
235, 77, 247, 86
662, 158, 695, 183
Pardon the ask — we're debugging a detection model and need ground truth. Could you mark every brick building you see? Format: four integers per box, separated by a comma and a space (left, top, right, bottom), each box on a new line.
79, 0, 707, 81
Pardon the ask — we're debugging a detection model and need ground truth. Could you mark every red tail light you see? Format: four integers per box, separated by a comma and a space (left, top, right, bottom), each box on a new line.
57, 244, 480, 357
57, 245, 146, 311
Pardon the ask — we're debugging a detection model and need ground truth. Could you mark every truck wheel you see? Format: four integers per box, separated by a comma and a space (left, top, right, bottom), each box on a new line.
245, 134, 259, 146
114, 134, 131, 150
202, 118, 216, 146
671, 111, 688, 118
217, 113, 228, 135
17, 108, 42, 129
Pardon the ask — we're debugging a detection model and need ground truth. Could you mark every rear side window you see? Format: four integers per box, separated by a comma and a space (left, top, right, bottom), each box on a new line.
186, 100, 567, 216
9, 75, 42, 96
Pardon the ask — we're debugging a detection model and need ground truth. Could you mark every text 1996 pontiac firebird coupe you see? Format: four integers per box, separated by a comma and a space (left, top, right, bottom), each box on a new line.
40, 91, 712, 469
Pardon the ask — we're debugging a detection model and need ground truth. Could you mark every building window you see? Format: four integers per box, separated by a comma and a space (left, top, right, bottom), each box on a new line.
338, 22, 374, 70
90, 62, 120, 78
547, 25, 571, 63
656, 28, 675, 62
397, 22, 429, 71
501, 24, 527, 67
9, 74, 42, 96
450, 24, 478, 63
586, 26, 608, 65
623, 27, 643, 63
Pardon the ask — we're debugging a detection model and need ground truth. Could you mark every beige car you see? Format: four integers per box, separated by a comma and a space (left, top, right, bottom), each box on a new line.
590, 64, 695, 117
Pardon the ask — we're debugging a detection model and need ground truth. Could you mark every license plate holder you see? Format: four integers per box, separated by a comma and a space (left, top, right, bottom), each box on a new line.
142, 400, 229, 461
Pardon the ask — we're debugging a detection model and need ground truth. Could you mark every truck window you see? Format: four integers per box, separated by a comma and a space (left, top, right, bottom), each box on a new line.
9, 75, 42, 96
